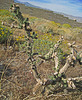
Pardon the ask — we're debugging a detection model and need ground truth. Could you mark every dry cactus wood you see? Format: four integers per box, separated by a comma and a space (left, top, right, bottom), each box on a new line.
32, 40, 82, 95
32, 36, 64, 94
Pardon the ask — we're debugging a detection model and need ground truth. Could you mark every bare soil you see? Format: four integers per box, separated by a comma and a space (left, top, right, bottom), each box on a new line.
0, 43, 82, 100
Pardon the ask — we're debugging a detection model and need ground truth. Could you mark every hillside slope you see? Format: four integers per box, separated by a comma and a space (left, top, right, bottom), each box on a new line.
0, 0, 82, 28
0, 0, 14, 10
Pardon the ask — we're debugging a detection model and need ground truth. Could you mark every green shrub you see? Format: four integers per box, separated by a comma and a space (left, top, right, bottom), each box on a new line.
32, 39, 55, 55
62, 24, 71, 28
0, 9, 11, 16
57, 29, 65, 35
6, 17, 15, 23
30, 16, 37, 22
47, 28, 54, 34
0, 9, 15, 24
56, 23, 61, 28
19, 39, 55, 55
0, 26, 13, 43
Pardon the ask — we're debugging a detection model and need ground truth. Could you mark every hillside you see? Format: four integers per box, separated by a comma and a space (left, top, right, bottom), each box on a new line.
0, 0, 14, 10
0, 0, 82, 28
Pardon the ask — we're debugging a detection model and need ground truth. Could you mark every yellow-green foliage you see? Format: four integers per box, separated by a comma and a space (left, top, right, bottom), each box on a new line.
29, 16, 82, 42
19, 37, 54, 55
39, 33, 70, 54
30, 16, 38, 22
16, 35, 25, 41
62, 24, 71, 28
50, 21, 58, 27
0, 26, 13, 43
0, 9, 15, 24
75, 27, 82, 29
56, 23, 61, 27
32, 39, 55, 55
0, 9, 11, 16
33, 32, 70, 54
39, 33, 59, 42
60, 40, 71, 53
19, 31, 70, 55
29, 18, 58, 34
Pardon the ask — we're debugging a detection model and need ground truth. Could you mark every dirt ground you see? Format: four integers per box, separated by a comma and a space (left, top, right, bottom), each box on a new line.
0, 43, 82, 100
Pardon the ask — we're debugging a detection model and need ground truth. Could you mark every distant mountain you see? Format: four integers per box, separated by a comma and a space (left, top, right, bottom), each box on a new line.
14, 0, 41, 8
58, 12, 82, 23
14, 0, 82, 23
63, 14, 82, 23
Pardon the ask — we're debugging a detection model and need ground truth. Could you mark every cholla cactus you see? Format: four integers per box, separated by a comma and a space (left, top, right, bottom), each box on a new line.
36, 40, 82, 94
9, 3, 24, 28
8, 3, 32, 31
9, 4, 40, 87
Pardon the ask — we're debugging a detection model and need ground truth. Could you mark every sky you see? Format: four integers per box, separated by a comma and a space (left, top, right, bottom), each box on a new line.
17, 0, 82, 17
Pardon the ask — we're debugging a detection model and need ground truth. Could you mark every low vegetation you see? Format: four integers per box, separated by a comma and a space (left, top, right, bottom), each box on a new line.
0, 26, 13, 44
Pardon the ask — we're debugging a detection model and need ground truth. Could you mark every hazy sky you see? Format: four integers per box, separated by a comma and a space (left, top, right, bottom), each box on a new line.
17, 0, 82, 17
